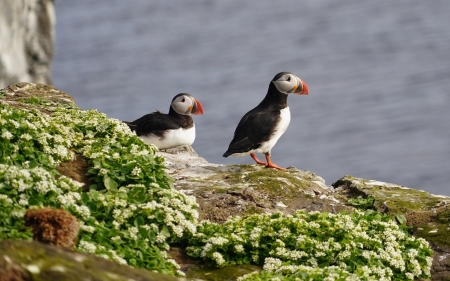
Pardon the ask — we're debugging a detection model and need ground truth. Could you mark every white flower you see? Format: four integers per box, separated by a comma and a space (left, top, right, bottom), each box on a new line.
156, 233, 166, 244
212, 252, 225, 266
80, 225, 95, 233
234, 244, 244, 253
20, 133, 33, 140
0, 194, 13, 204
79, 241, 97, 253
209, 237, 229, 246
108, 250, 127, 265
131, 166, 142, 176
263, 257, 282, 272
1, 130, 13, 139
128, 226, 139, 240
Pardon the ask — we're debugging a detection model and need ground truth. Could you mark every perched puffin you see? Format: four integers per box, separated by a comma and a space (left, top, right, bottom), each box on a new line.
125, 93, 204, 149
223, 72, 309, 170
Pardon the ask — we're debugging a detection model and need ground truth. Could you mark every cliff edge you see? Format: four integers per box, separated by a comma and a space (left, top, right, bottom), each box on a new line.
1, 83, 450, 280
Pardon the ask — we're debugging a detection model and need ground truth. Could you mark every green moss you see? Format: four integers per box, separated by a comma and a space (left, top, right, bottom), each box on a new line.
411, 210, 450, 247
412, 223, 450, 248
219, 166, 310, 201
370, 187, 442, 214
0, 240, 182, 281
240, 205, 264, 217
334, 176, 443, 215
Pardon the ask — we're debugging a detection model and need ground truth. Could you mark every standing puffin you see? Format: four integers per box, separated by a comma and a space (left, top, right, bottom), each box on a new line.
223, 72, 309, 170
125, 93, 204, 149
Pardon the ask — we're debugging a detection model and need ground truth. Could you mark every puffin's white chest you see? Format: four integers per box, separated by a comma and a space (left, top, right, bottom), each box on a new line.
139, 125, 196, 150
257, 107, 290, 154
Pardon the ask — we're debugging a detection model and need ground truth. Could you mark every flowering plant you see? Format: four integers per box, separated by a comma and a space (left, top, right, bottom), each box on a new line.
187, 210, 433, 281
0, 103, 198, 275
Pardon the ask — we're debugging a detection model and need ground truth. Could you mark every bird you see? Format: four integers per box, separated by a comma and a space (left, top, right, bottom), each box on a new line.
124, 93, 204, 150
223, 72, 309, 170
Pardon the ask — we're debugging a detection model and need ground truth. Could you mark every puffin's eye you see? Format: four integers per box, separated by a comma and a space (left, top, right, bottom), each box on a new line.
287, 76, 291, 82
181, 97, 185, 102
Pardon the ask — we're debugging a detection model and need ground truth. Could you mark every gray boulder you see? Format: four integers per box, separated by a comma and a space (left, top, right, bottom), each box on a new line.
0, 0, 55, 88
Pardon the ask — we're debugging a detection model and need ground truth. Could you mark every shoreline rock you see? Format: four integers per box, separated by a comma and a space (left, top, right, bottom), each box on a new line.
1, 83, 450, 280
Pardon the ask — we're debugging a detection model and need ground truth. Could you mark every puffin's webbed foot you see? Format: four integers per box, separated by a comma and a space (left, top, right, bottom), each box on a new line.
264, 153, 285, 170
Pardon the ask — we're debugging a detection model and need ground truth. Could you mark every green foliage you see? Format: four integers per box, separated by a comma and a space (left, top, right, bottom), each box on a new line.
348, 195, 375, 209
396, 214, 407, 225
21, 96, 49, 106
187, 210, 433, 281
0, 104, 198, 276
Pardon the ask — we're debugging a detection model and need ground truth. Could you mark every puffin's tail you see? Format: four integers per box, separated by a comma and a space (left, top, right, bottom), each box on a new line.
222, 151, 232, 158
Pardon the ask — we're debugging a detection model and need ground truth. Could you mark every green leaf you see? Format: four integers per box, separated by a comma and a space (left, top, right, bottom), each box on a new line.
129, 186, 146, 203
396, 214, 407, 225
103, 175, 118, 190
134, 216, 145, 227
161, 226, 170, 237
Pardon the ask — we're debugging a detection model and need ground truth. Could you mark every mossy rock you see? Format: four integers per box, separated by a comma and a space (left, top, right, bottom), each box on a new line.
0, 82, 77, 114
0, 240, 185, 281
333, 175, 450, 247
159, 149, 352, 223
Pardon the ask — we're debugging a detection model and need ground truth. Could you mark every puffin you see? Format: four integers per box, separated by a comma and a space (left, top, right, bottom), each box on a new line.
223, 72, 309, 170
125, 93, 204, 149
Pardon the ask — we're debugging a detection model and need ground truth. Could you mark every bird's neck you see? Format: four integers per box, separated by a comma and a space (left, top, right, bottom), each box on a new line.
169, 107, 193, 125
259, 84, 288, 109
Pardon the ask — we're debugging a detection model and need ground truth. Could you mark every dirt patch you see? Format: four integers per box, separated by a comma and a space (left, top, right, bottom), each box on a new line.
56, 153, 92, 192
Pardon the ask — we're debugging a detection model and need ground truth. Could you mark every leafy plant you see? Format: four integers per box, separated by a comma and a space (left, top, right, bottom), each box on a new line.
348, 195, 375, 209
187, 210, 432, 281
0, 104, 198, 275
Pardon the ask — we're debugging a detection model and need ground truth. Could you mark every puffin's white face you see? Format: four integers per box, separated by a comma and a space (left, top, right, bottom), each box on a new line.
171, 94, 204, 115
272, 73, 308, 95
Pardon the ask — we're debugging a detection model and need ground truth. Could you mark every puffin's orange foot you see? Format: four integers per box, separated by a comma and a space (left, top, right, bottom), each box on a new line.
265, 163, 286, 170
264, 154, 285, 170
250, 153, 267, 165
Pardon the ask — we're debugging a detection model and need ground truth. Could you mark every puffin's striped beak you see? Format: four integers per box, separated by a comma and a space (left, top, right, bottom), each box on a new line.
191, 99, 204, 115
293, 78, 309, 95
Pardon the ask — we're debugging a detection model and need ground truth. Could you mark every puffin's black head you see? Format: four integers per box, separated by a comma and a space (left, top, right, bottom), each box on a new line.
271, 72, 309, 95
170, 93, 204, 116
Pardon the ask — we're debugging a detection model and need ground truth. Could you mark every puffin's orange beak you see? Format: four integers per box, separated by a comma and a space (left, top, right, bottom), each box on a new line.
192, 99, 204, 115
293, 80, 309, 95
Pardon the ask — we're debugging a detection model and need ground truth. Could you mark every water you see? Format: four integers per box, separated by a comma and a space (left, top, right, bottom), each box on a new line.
52, 1, 450, 195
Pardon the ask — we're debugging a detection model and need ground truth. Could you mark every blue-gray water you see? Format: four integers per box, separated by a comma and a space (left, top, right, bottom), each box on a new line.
52, 1, 450, 195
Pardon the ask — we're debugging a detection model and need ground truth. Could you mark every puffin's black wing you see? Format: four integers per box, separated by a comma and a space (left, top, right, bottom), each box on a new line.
223, 108, 280, 157
125, 112, 183, 137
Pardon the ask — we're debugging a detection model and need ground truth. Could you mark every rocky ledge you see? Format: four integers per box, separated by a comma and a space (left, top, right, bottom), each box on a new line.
160, 146, 450, 280
1, 83, 450, 280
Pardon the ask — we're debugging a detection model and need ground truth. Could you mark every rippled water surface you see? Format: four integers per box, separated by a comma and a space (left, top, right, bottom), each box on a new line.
53, 1, 450, 195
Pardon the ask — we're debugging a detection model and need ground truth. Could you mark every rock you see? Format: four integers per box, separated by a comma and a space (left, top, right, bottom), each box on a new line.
158, 146, 351, 223
0, 82, 75, 107
0, 0, 55, 88
0, 240, 186, 281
